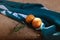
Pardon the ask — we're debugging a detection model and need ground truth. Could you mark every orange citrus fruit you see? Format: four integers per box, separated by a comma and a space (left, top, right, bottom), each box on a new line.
32, 18, 42, 28
26, 14, 35, 23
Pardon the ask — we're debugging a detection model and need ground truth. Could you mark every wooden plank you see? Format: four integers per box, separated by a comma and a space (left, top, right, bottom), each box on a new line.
0, 14, 41, 40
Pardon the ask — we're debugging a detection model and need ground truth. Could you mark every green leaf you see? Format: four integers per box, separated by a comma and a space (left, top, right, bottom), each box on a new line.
13, 24, 25, 32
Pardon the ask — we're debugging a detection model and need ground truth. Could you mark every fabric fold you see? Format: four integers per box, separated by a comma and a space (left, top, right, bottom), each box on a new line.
0, 1, 60, 40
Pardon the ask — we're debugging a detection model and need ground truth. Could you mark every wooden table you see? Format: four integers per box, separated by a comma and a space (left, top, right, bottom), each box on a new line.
0, 0, 60, 40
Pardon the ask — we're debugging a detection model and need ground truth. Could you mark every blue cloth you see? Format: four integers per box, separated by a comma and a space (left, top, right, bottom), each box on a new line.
0, 1, 60, 40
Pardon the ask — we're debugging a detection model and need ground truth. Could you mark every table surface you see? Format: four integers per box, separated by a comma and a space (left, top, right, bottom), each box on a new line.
0, 0, 60, 40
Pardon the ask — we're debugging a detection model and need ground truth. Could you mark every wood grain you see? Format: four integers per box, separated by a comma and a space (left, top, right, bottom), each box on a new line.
0, 14, 41, 40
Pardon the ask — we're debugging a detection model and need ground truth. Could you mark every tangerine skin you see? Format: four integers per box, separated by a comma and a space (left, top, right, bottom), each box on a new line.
26, 14, 35, 23
32, 18, 42, 28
